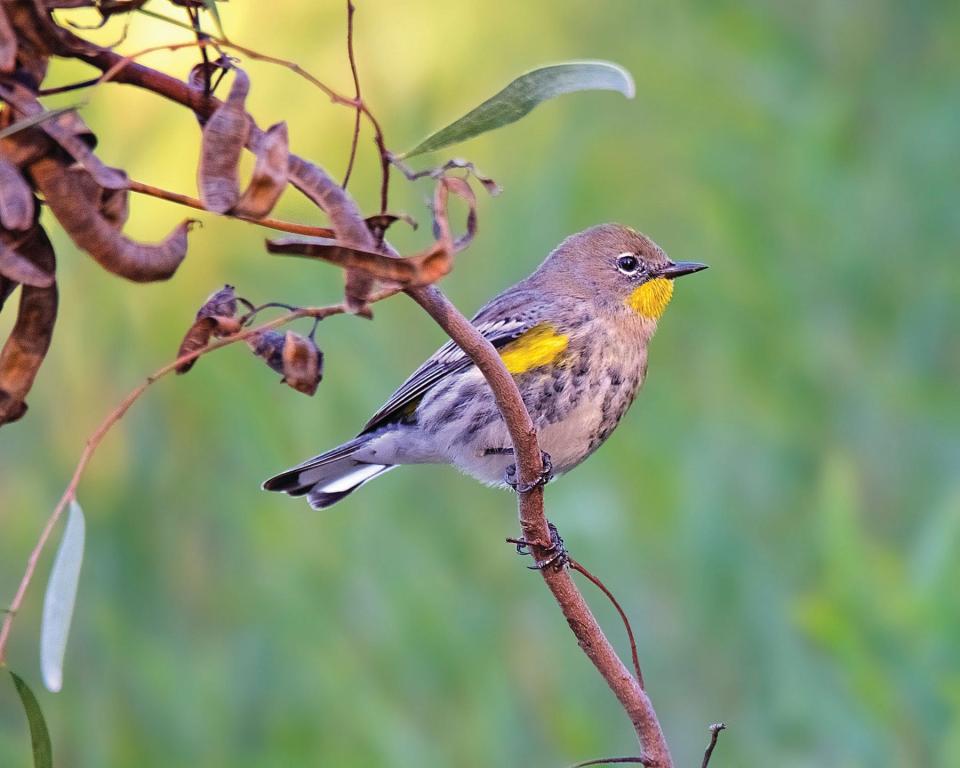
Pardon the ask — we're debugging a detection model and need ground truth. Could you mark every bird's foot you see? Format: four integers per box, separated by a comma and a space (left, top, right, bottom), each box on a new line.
506, 521, 568, 571
504, 451, 553, 494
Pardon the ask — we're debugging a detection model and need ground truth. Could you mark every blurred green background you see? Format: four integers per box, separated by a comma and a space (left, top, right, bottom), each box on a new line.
2, 1, 959, 766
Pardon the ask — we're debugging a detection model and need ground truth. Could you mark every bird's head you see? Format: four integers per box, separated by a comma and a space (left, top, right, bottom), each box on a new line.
538, 223, 707, 321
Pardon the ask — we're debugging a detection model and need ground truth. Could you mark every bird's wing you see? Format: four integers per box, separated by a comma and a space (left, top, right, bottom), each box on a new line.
361, 289, 546, 433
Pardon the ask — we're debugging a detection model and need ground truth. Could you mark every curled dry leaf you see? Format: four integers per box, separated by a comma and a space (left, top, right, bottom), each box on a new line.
246, 329, 286, 375
31, 158, 190, 282
0, 4, 16, 73
0, 158, 35, 231
433, 176, 477, 252
266, 236, 450, 287
198, 67, 251, 214
0, 225, 57, 426
0, 231, 54, 287
281, 331, 322, 396
233, 121, 288, 219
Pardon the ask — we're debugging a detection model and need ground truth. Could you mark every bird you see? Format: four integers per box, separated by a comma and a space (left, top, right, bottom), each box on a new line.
263, 223, 706, 510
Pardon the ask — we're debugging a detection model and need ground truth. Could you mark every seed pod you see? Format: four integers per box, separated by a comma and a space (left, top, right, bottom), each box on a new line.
0, 5, 16, 73
196, 284, 237, 320
31, 159, 190, 283
0, 225, 57, 426
0, 232, 54, 287
99, 186, 129, 229
198, 68, 251, 214
246, 329, 286, 376
0, 158, 35, 231
281, 331, 322, 396
174, 316, 217, 374
233, 121, 288, 219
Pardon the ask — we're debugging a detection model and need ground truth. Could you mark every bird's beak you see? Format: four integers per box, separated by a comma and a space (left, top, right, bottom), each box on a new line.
659, 261, 708, 279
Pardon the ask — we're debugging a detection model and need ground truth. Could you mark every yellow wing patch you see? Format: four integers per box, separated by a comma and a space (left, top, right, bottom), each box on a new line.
626, 278, 674, 320
499, 323, 569, 375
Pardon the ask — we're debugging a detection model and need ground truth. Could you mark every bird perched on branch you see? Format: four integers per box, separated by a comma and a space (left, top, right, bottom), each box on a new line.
264, 223, 706, 509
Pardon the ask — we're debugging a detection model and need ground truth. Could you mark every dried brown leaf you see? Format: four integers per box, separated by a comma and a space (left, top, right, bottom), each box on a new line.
233, 121, 288, 219
32, 159, 190, 282
281, 331, 322, 396
0, 159, 35, 231
0, 225, 57, 426
246, 329, 286, 375
198, 68, 251, 214
0, 5, 16, 73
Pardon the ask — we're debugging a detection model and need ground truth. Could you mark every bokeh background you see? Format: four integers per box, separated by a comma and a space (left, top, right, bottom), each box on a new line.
2, 1, 958, 766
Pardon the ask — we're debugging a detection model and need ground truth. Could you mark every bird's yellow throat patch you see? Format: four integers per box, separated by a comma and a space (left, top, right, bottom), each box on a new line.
500, 323, 569, 375
627, 278, 674, 319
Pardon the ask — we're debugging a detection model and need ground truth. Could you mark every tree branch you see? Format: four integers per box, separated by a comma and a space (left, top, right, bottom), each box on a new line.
0, 288, 399, 666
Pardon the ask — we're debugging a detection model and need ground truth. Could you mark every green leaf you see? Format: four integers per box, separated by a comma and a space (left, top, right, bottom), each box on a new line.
400, 61, 635, 159
40, 500, 85, 694
9, 672, 53, 768
202, 0, 226, 40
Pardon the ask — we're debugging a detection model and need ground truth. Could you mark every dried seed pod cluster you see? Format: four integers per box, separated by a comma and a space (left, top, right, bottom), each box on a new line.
175, 284, 323, 396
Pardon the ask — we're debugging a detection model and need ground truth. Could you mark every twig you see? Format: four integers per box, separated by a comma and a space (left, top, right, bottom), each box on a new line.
0, 288, 399, 665
341, 0, 361, 190
570, 758, 647, 768
700, 723, 726, 768
569, 558, 645, 690
37, 77, 101, 96
126, 179, 336, 238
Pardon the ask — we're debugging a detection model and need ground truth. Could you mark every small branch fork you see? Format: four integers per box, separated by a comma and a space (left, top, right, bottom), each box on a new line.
0, 290, 395, 666
0, 3, 721, 767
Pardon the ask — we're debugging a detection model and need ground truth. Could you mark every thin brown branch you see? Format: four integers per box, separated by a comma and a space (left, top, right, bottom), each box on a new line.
341, 0, 361, 190
407, 287, 672, 768
0, 288, 400, 666
701, 723, 726, 768
126, 179, 336, 238
570, 558, 645, 690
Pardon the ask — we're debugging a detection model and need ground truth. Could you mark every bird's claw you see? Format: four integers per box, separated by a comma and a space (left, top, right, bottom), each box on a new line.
504, 451, 553, 494
505, 521, 568, 571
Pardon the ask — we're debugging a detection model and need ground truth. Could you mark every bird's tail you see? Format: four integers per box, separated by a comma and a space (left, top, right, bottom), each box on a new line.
261, 436, 394, 510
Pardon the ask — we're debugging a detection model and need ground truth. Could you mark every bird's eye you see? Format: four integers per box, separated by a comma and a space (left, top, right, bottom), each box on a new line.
616, 254, 641, 275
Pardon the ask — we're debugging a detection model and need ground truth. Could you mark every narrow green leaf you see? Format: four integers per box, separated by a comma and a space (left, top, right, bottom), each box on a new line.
0, 105, 84, 142
40, 500, 85, 694
9, 672, 53, 768
400, 61, 635, 159
202, 0, 226, 40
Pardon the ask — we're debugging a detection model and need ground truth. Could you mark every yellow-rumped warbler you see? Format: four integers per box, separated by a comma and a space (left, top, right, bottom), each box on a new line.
263, 223, 706, 509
